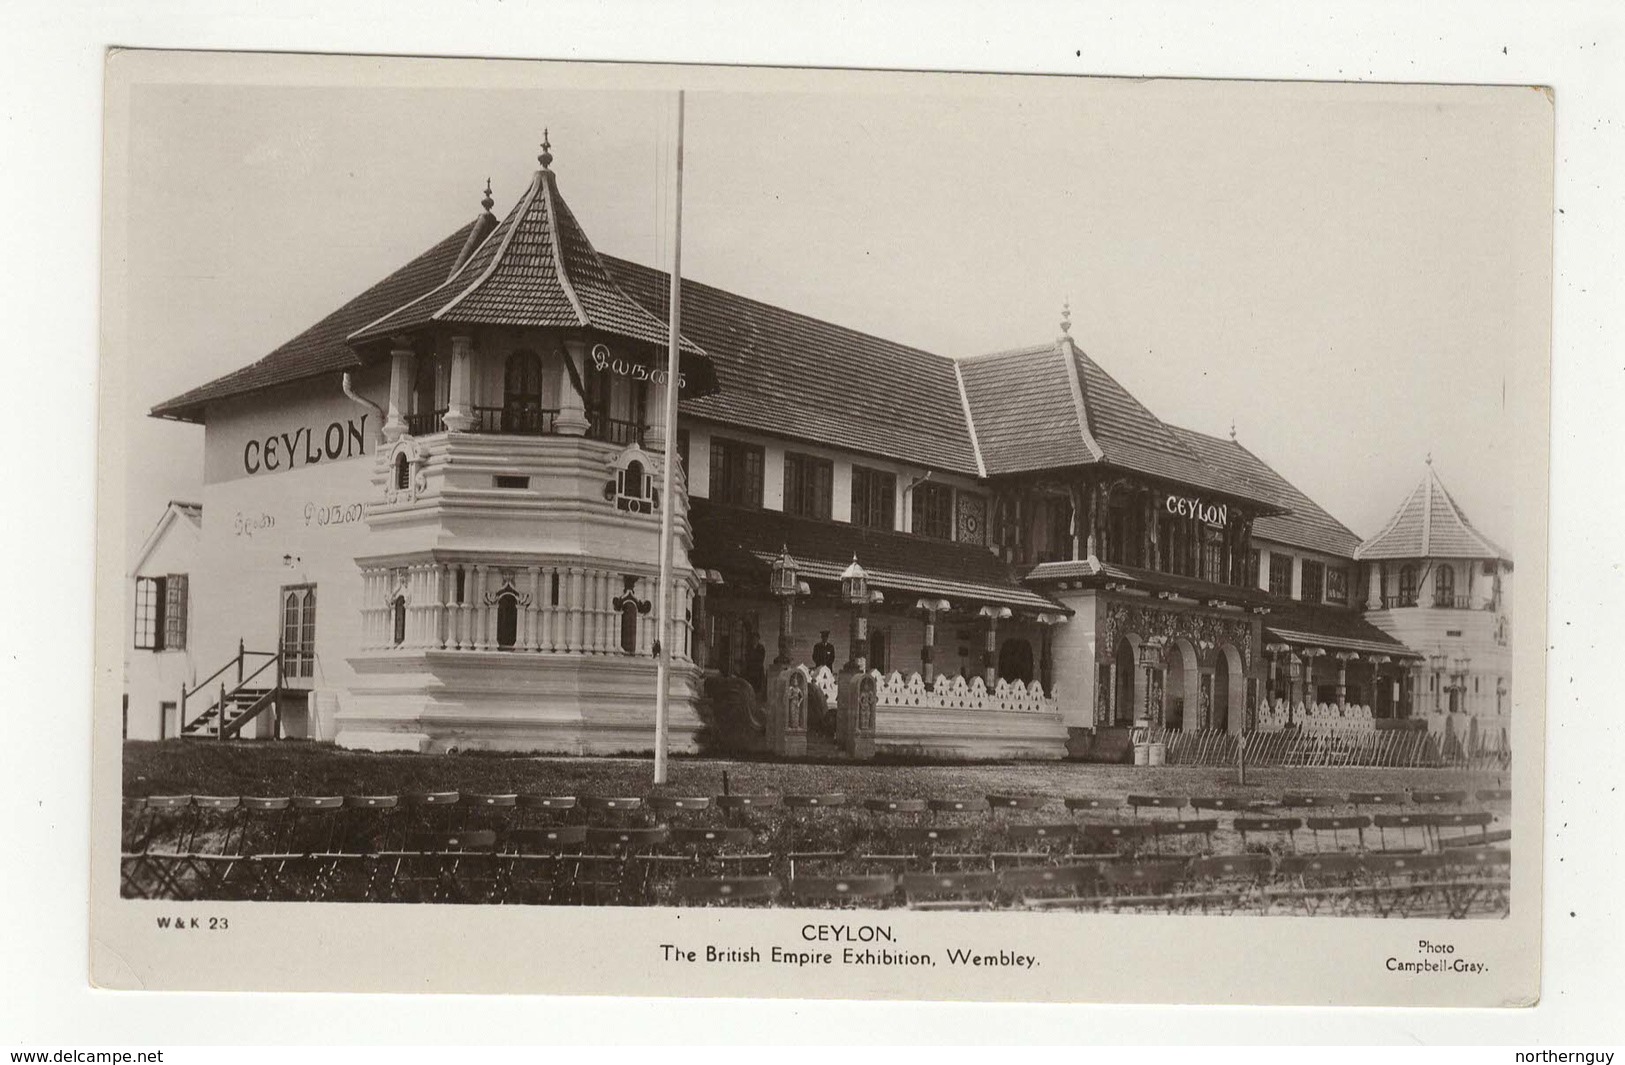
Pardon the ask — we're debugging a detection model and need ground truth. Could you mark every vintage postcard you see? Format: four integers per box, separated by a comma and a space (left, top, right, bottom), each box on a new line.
92, 50, 1551, 1004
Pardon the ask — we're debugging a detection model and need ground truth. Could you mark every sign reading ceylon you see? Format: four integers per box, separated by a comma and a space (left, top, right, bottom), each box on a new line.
1165, 492, 1229, 527
243, 416, 369, 475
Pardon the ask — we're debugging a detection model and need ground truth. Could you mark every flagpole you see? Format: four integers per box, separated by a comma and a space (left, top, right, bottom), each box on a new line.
653, 91, 685, 785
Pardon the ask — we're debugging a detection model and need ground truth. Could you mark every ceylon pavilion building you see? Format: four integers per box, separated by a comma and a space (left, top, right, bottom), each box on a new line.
125, 139, 1512, 760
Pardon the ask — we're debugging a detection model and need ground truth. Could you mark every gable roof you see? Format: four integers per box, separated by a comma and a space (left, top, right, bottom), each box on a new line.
604, 256, 982, 475
130, 500, 202, 576
1356, 463, 1509, 562
1169, 427, 1363, 559
349, 159, 708, 374
954, 338, 1283, 510
150, 217, 493, 424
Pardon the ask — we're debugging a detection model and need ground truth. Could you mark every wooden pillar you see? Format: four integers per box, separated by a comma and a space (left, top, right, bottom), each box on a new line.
443, 335, 474, 432
384, 346, 413, 441
978, 605, 1011, 686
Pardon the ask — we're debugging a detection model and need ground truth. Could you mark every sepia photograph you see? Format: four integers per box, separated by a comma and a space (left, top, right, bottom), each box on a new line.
91, 51, 1551, 1004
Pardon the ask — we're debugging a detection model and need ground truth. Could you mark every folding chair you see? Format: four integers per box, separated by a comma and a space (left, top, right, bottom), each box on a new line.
1371, 812, 1438, 853
122, 796, 195, 900
1433, 810, 1495, 849
496, 826, 587, 904
986, 794, 1050, 816
1305, 815, 1370, 853
184, 796, 251, 900
1126, 795, 1187, 818
1100, 858, 1191, 911
1435, 847, 1511, 918
1063, 796, 1121, 816
782, 793, 850, 876
581, 796, 644, 825
580, 825, 670, 905
1147, 818, 1218, 856
516, 794, 578, 826
892, 824, 987, 872
384, 829, 500, 904
647, 796, 713, 819
1004, 864, 1105, 910
238, 796, 293, 856
341, 795, 400, 853
926, 797, 982, 820
1410, 789, 1468, 808
668, 826, 772, 877
1078, 821, 1152, 857
1278, 793, 1339, 813
786, 873, 897, 908
1185, 853, 1272, 914
900, 870, 1001, 910
1358, 852, 1448, 917
671, 876, 782, 906
1232, 816, 1302, 854
462, 793, 519, 832
1272, 853, 1362, 916
1346, 791, 1406, 814
863, 797, 927, 819
992, 822, 1079, 869
1190, 796, 1253, 815
400, 791, 462, 839
1475, 788, 1512, 803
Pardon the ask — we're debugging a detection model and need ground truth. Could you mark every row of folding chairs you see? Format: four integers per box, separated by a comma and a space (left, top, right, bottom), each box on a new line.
124, 787, 1512, 854
670, 846, 1512, 917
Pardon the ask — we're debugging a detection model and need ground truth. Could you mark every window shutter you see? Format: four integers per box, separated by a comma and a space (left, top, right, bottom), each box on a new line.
164, 574, 188, 650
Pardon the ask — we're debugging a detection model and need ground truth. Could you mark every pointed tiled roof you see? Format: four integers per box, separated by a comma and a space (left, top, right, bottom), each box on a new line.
1355, 463, 1509, 562
1170, 427, 1363, 558
349, 159, 706, 368
954, 338, 1282, 511
151, 216, 493, 422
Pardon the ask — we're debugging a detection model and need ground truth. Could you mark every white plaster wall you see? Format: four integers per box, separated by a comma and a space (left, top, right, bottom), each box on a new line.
1051, 590, 1099, 729
124, 511, 202, 740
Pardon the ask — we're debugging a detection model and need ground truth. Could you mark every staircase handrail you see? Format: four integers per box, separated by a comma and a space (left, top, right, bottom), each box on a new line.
178, 641, 280, 738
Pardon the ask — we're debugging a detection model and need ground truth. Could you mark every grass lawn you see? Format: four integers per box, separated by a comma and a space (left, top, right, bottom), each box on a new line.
124, 740, 1509, 803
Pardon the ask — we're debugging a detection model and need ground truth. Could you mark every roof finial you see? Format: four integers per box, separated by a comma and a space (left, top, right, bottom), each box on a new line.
539, 129, 553, 170
1060, 298, 1072, 335
1426, 451, 1433, 466
1229, 418, 1237, 441
480, 178, 494, 212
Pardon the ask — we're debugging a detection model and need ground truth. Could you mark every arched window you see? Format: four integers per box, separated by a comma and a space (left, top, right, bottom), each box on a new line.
495, 590, 519, 650
394, 452, 410, 491
503, 350, 548, 434
1398, 565, 1417, 606
1434, 564, 1456, 607
622, 460, 646, 499
391, 595, 407, 646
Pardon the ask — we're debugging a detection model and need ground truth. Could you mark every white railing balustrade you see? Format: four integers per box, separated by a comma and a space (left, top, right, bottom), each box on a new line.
358, 561, 693, 660
1254, 699, 1377, 736
804, 666, 1058, 715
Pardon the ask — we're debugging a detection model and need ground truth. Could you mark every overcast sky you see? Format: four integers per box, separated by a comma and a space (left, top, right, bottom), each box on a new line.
119, 70, 1550, 561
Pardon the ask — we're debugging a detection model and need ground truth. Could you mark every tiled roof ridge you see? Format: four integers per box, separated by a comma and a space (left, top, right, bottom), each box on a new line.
1059, 338, 1105, 462
1074, 346, 1206, 468
600, 252, 962, 369
1426, 465, 1508, 559
433, 169, 552, 322
1355, 477, 1424, 559
345, 206, 513, 342
959, 342, 1055, 363
535, 170, 590, 324
952, 360, 988, 477
549, 177, 704, 352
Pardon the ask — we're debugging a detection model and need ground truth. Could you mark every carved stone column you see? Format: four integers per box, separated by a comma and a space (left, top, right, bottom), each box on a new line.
384, 346, 413, 441
444, 335, 474, 432
556, 341, 590, 436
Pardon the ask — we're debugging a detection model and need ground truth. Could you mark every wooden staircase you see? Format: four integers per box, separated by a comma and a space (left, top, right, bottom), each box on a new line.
178, 641, 284, 741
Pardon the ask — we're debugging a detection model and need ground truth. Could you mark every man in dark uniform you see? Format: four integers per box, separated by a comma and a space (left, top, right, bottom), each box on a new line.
811, 630, 836, 671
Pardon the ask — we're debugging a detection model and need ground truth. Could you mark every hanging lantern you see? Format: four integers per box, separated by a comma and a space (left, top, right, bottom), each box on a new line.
770, 545, 800, 599
841, 555, 869, 605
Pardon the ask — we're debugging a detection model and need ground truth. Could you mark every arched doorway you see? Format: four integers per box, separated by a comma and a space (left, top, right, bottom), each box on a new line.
999, 638, 1034, 684
1114, 636, 1137, 726
1163, 638, 1200, 730
1217, 644, 1247, 734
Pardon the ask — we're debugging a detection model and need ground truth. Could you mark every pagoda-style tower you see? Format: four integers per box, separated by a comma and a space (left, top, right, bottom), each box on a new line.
1356, 460, 1512, 733
336, 135, 718, 753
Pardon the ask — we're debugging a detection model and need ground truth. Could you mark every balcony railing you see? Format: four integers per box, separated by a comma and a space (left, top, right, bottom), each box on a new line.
589, 416, 646, 447
408, 405, 644, 444
1382, 594, 1418, 609
1433, 595, 1474, 610
405, 409, 446, 435
470, 405, 560, 436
